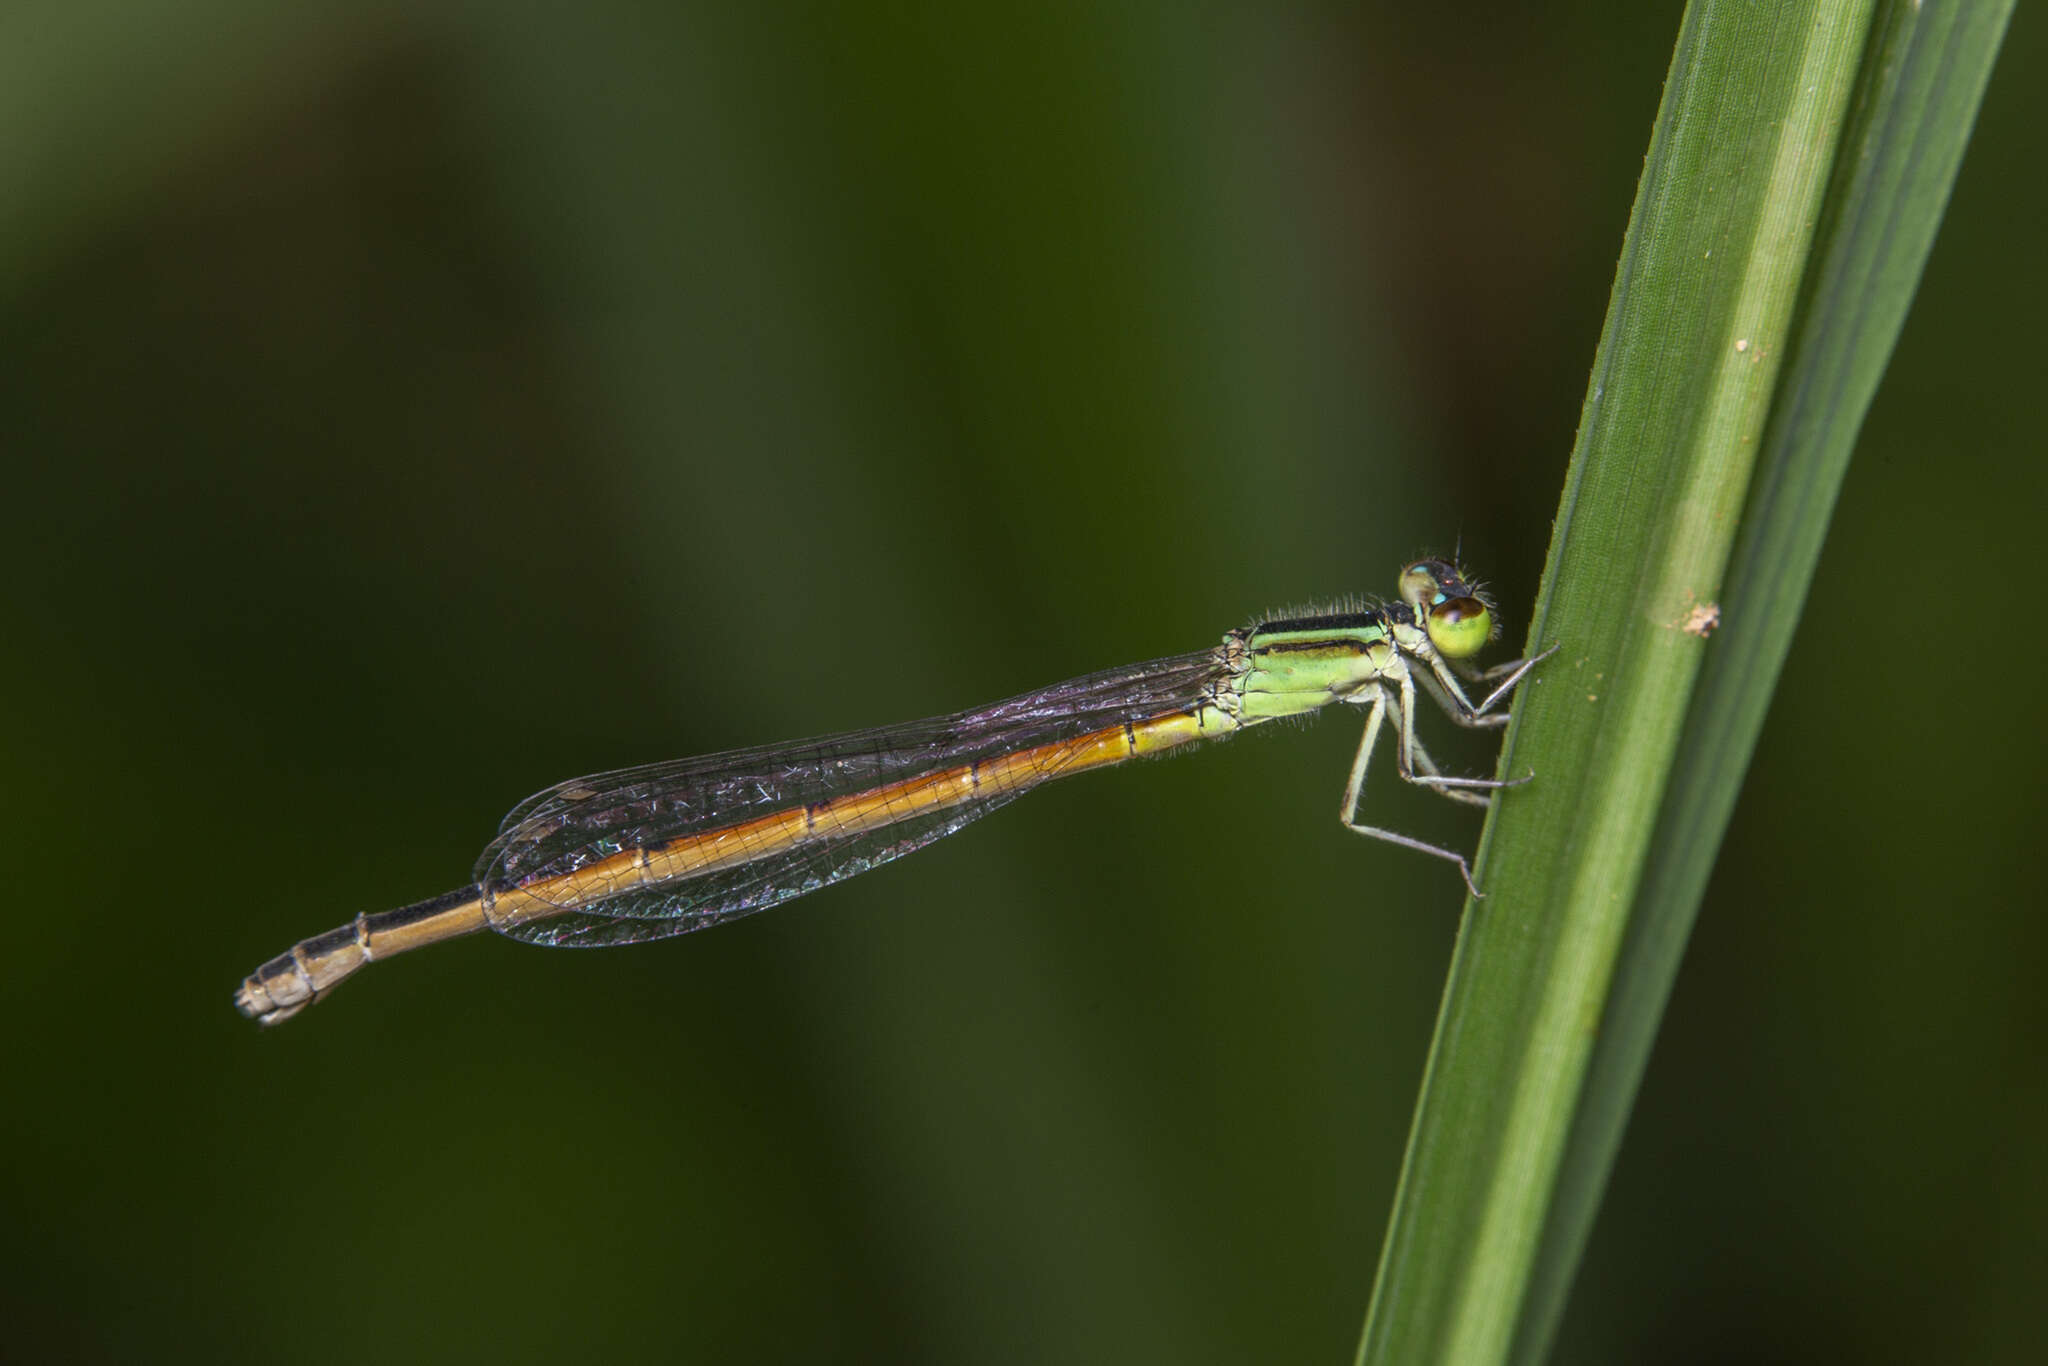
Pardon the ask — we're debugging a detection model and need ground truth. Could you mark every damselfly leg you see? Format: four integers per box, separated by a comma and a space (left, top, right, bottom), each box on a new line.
1333, 630, 1554, 896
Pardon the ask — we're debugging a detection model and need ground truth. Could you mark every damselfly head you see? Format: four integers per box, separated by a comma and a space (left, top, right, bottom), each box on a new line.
1400, 559, 1501, 660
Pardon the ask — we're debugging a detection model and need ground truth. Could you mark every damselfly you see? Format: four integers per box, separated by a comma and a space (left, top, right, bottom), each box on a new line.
235, 560, 1554, 1025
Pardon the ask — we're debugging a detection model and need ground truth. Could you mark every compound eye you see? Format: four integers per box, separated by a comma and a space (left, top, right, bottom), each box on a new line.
1426, 596, 1494, 659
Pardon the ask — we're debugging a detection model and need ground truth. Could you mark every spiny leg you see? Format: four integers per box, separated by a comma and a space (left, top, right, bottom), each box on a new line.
1396, 674, 1532, 798
1417, 647, 1528, 727
1465, 640, 1561, 684
1420, 642, 1561, 725
1414, 664, 1510, 732
1337, 687, 1486, 897
1404, 724, 1492, 810
1459, 641, 1562, 714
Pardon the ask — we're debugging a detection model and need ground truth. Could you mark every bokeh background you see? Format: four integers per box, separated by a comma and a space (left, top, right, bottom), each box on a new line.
5, 3, 2042, 1361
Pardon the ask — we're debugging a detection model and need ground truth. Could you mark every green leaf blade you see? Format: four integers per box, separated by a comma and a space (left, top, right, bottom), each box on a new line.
1352, 1, 2012, 1361
1508, 4, 2018, 1362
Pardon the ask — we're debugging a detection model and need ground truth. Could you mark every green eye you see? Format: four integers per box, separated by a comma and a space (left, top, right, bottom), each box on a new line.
1426, 597, 1493, 659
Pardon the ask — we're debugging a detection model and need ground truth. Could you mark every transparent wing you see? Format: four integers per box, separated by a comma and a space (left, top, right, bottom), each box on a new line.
475, 646, 1229, 946
493, 795, 1019, 947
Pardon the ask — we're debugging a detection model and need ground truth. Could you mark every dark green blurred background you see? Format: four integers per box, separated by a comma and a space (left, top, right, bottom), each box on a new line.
5, 3, 2042, 1361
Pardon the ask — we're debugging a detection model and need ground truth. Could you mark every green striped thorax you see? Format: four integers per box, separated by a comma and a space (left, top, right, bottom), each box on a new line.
1222, 559, 1500, 724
